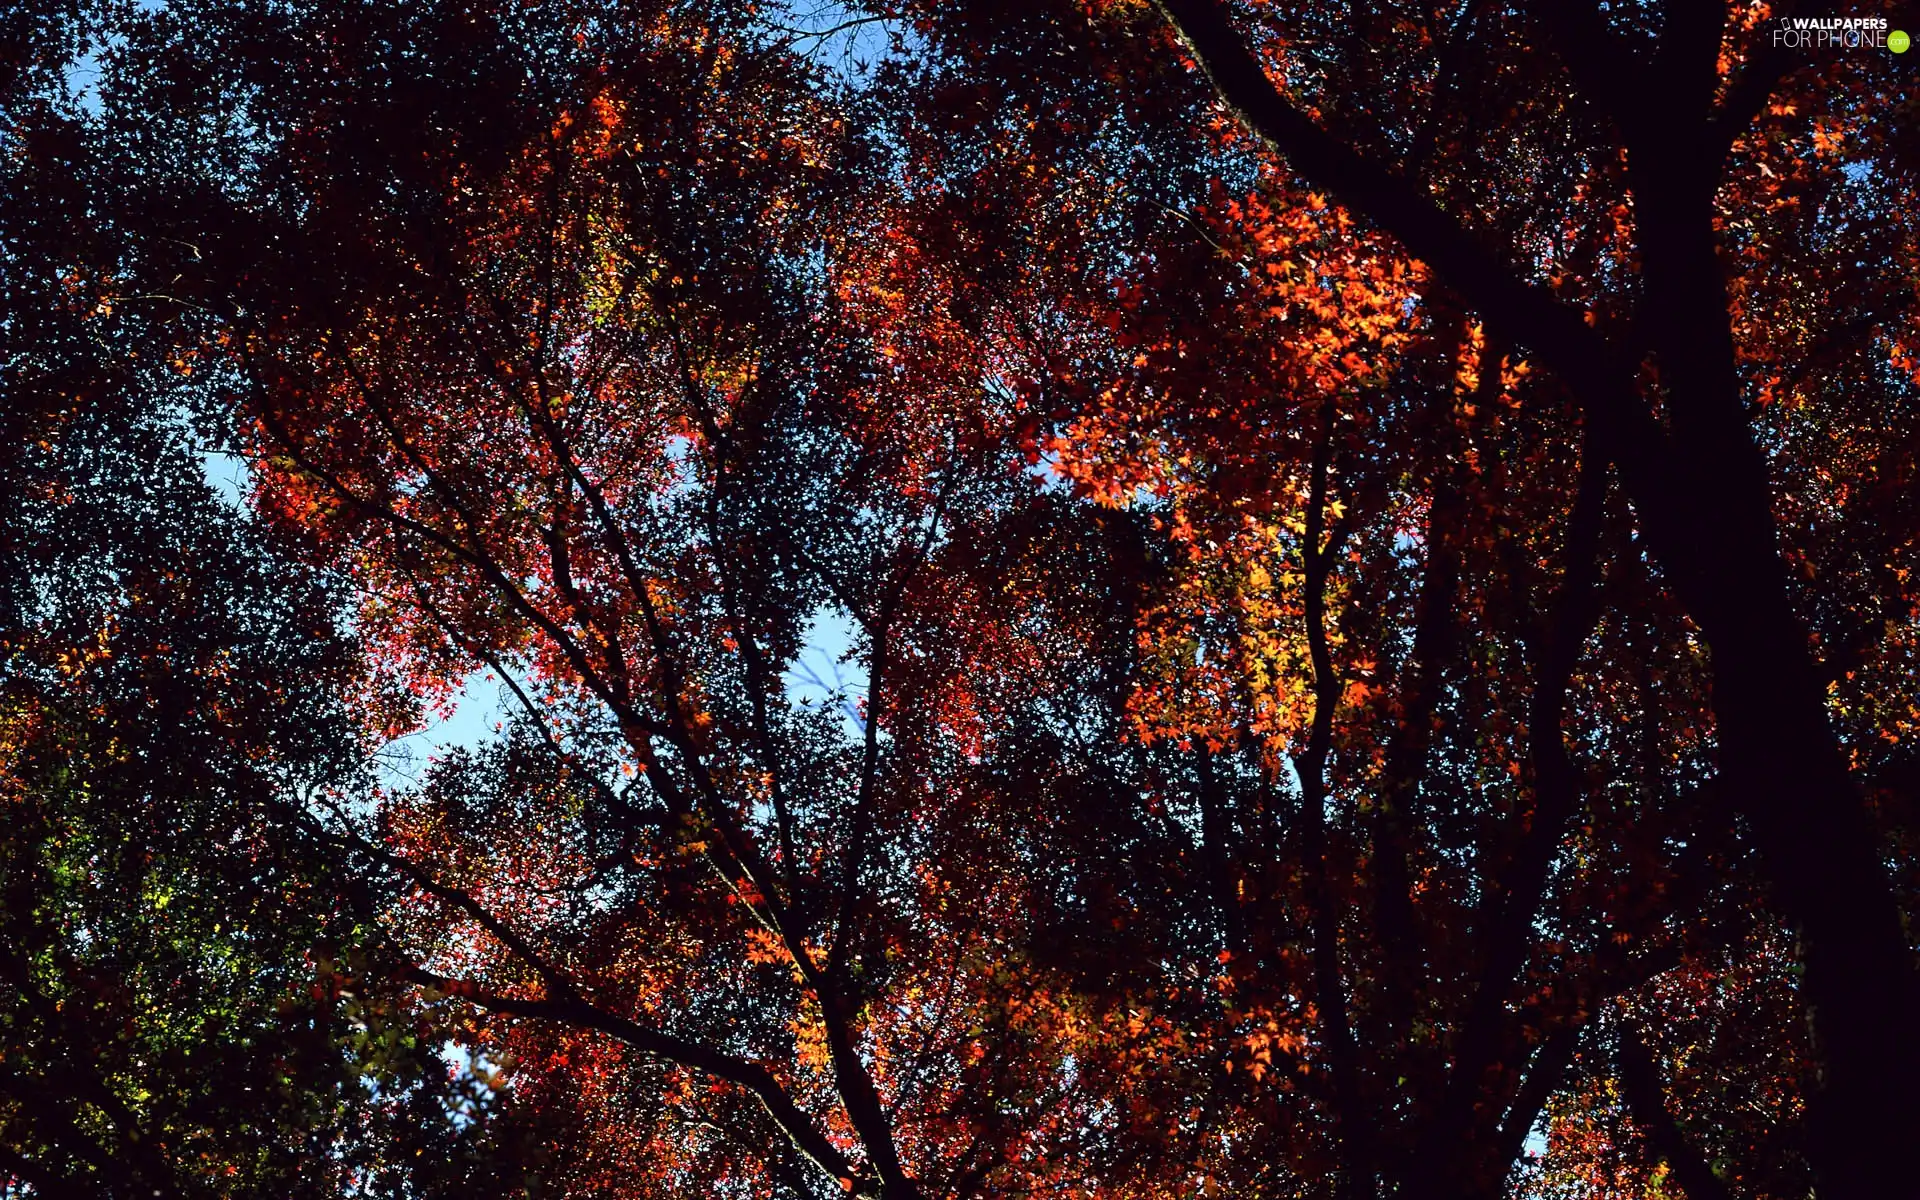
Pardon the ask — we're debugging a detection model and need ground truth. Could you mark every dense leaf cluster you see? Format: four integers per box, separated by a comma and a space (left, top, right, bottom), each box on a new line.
4, 2, 1917, 1198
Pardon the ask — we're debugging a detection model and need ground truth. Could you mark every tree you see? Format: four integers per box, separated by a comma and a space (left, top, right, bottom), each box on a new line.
12, 0, 1916, 1197
852, 1, 1917, 1194
94, 2, 1153, 1195
1119, 6, 1917, 1192
1, 14, 548, 1191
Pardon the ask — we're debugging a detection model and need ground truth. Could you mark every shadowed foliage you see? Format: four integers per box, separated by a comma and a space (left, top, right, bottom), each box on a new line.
4, 2, 1917, 1198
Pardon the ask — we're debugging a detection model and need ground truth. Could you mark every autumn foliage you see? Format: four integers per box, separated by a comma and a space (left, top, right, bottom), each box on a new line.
5, 1, 1920, 1198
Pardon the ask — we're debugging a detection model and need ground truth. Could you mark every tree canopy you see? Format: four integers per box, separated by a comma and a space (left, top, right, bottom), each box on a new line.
4, 2, 1918, 1198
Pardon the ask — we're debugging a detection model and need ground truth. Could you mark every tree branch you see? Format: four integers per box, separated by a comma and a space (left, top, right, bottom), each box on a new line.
1291, 410, 1374, 1200
405, 967, 868, 1193
1618, 1021, 1733, 1200
1413, 432, 1607, 1191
